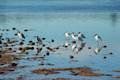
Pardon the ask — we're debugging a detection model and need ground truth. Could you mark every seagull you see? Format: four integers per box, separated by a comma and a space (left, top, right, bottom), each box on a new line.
17, 31, 25, 39
65, 32, 70, 38
78, 35, 83, 45
64, 32, 71, 41
71, 32, 78, 41
94, 34, 102, 47
78, 32, 86, 39
94, 34, 102, 42
78, 32, 86, 44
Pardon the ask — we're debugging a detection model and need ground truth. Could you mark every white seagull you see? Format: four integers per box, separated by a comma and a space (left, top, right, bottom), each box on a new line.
65, 32, 71, 43
94, 34, 102, 42
78, 32, 86, 39
17, 31, 25, 39
77, 32, 85, 45
64, 32, 70, 39
71, 32, 78, 41
94, 34, 102, 47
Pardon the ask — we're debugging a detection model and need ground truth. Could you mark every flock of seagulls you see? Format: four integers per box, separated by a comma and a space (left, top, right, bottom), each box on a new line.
0, 27, 113, 65
64, 32, 103, 54
64, 32, 112, 59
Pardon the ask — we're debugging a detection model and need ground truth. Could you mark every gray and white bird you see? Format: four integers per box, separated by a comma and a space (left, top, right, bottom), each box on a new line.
17, 31, 25, 39
71, 32, 78, 41
94, 34, 102, 47
64, 32, 71, 39
94, 34, 102, 42
77, 32, 85, 45
78, 32, 86, 39
64, 32, 71, 47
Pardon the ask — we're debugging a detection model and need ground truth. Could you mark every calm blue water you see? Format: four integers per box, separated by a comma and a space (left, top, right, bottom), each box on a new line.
0, 5, 120, 12
0, 0, 120, 80
0, 0, 120, 12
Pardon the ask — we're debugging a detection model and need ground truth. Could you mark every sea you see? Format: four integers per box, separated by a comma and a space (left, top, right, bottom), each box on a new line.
0, 0, 120, 80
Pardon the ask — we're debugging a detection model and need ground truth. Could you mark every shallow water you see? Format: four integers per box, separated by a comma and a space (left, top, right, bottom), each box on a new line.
0, 12, 120, 80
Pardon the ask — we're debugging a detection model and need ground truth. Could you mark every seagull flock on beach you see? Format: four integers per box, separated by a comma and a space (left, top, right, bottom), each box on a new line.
0, 27, 113, 65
